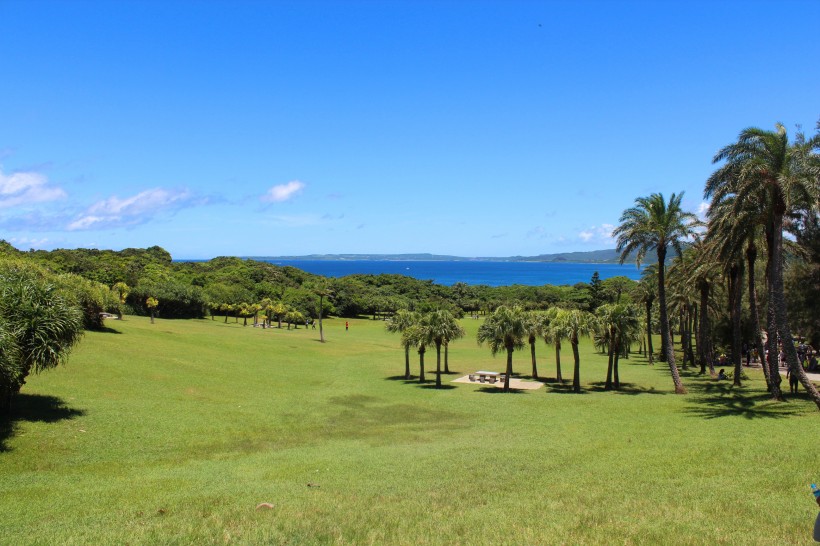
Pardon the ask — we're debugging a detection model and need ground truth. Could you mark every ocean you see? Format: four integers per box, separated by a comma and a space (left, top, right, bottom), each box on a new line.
264, 260, 643, 287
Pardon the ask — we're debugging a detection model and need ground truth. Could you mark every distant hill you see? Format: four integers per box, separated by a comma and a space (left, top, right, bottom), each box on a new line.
248, 249, 641, 264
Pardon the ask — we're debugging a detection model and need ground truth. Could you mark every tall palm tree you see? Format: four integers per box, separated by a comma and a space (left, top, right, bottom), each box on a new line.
428, 310, 465, 388
597, 303, 640, 390
542, 307, 565, 382
613, 192, 699, 394
552, 309, 595, 392
524, 311, 548, 379
476, 305, 527, 392
386, 309, 420, 380
402, 323, 428, 383
706, 124, 820, 408
632, 266, 657, 364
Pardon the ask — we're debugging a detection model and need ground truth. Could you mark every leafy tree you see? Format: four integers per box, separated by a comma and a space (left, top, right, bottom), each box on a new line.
588, 271, 604, 310
614, 192, 698, 394
477, 305, 527, 392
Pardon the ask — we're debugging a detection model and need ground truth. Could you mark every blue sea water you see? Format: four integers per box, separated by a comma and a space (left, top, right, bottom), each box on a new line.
265, 260, 642, 287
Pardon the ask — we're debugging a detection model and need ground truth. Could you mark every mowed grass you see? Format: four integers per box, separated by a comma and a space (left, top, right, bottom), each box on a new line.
1, 315, 819, 545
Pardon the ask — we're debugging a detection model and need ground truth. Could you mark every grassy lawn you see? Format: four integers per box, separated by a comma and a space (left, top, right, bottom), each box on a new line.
1, 315, 818, 545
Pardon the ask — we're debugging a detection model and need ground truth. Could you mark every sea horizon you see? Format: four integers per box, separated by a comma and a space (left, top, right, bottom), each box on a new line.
224, 258, 644, 287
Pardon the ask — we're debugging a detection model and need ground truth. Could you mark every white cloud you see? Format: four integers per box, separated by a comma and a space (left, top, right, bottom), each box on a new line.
697, 201, 710, 220
261, 180, 305, 203
0, 167, 67, 208
8, 236, 50, 249
68, 188, 194, 230
578, 223, 615, 244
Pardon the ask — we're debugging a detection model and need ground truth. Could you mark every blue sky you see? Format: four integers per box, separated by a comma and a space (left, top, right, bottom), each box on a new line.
1, 0, 818, 259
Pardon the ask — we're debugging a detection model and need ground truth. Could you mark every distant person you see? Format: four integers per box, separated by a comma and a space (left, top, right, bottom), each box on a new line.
345, 321, 349, 331
787, 367, 800, 394
718, 369, 727, 380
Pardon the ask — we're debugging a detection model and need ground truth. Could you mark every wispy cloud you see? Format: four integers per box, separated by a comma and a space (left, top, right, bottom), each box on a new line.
0, 167, 67, 208
578, 223, 615, 244
697, 201, 710, 220
67, 188, 196, 230
8, 236, 51, 249
261, 180, 305, 203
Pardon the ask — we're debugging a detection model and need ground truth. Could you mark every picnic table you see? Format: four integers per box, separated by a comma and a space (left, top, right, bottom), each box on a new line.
469, 371, 506, 384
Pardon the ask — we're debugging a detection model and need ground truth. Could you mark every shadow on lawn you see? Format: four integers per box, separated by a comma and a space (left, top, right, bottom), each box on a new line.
681, 375, 801, 419
0, 394, 85, 452
586, 381, 668, 396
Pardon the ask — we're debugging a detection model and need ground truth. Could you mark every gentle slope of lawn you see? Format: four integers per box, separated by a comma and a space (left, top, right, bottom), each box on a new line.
1, 315, 818, 545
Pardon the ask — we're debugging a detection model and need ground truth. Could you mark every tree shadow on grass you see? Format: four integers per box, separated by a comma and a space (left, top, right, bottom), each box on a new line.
681, 375, 801, 419
419, 384, 458, 391
477, 386, 527, 394
682, 392, 800, 420
0, 394, 86, 452
93, 326, 122, 334
544, 383, 588, 395
586, 381, 669, 396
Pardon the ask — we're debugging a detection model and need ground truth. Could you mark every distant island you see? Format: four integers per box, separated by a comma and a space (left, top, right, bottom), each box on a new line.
247, 248, 635, 264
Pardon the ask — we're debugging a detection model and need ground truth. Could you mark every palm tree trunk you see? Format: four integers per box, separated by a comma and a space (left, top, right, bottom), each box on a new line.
435, 342, 442, 388
319, 295, 325, 342
605, 329, 614, 390
418, 348, 425, 383
765, 227, 784, 400
645, 300, 654, 364
555, 341, 563, 382
444, 342, 450, 374
746, 241, 770, 388
697, 280, 714, 376
730, 262, 743, 387
530, 339, 538, 379
504, 348, 513, 392
614, 342, 621, 390
657, 247, 686, 393
770, 212, 820, 409
404, 346, 411, 380
571, 337, 581, 392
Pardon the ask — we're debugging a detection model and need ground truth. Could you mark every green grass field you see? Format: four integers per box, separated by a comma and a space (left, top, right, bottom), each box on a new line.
1, 315, 818, 545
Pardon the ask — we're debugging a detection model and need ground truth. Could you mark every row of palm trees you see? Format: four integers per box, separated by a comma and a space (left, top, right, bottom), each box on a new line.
387, 304, 643, 394
614, 123, 820, 410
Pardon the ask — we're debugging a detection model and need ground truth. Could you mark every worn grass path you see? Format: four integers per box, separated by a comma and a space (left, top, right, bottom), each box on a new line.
1, 315, 818, 545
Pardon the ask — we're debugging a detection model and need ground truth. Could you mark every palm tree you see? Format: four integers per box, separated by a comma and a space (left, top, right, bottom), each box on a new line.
542, 307, 565, 382
146, 297, 159, 324
402, 323, 428, 383
631, 267, 657, 365
597, 303, 640, 390
706, 124, 820, 408
310, 282, 333, 342
428, 310, 465, 388
552, 309, 595, 392
112, 281, 129, 320
476, 305, 527, 392
386, 309, 420, 379
524, 311, 548, 379
613, 192, 698, 394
